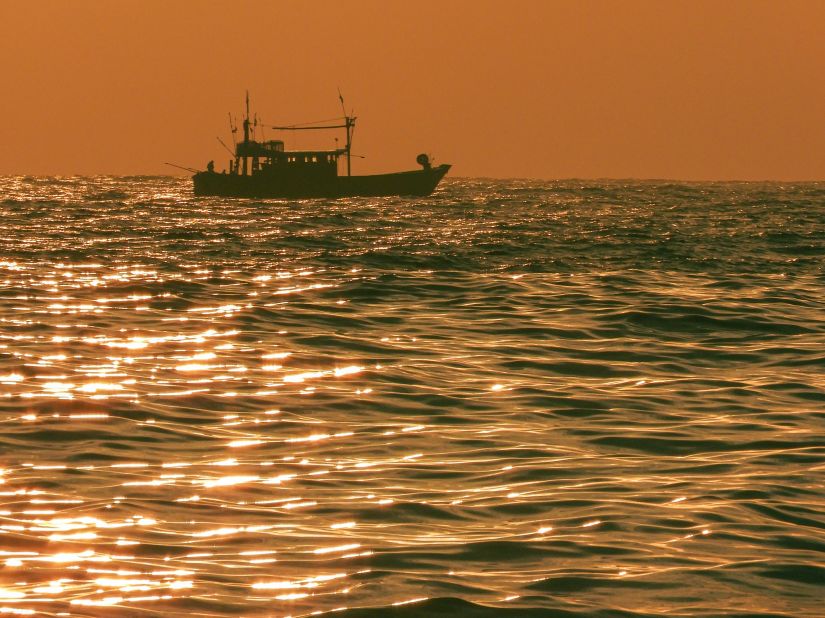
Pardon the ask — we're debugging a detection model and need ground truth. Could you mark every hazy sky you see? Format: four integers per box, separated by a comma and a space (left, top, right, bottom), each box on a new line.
2, 0, 825, 179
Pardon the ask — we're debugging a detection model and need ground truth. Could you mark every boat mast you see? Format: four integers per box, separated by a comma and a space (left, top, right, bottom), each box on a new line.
339, 90, 352, 177
345, 115, 352, 176
242, 91, 250, 176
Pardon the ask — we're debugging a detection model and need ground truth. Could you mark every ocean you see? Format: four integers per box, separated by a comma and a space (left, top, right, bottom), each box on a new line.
0, 177, 823, 617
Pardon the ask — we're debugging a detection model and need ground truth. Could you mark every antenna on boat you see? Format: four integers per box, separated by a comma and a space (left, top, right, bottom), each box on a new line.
348, 109, 356, 175
228, 113, 238, 147
255, 112, 265, 141
338, 88, 354, 176
244, 91, 251, 143
242, 90, 251, 175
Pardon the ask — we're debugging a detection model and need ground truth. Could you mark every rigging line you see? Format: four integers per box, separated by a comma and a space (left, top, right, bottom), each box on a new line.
270, 124, 348, 131
304, 115, 347, 125
217, 137, 234, 156
264, 116, 346, 128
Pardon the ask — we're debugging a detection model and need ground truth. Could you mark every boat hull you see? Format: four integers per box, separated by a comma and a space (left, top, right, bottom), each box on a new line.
192, 164, 450, 198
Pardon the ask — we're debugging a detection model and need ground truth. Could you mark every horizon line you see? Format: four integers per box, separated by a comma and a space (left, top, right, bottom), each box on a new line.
2, 173, 824, 184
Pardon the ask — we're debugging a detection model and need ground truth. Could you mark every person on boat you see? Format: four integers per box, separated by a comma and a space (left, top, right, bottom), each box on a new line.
207, 160, 215, 173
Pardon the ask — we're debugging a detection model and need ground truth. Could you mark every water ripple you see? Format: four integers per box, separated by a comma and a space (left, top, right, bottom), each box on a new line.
0, 176, 823, 616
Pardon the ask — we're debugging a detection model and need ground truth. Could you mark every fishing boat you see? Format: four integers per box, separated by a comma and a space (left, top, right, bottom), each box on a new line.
191, 93, 450, 198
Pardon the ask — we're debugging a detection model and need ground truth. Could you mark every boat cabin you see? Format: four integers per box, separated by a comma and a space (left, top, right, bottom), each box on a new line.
232, 140, 339, 180
222, 93, 353, 180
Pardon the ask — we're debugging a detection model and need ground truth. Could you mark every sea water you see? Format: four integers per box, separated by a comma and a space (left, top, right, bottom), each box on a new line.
0, 177, 823, 617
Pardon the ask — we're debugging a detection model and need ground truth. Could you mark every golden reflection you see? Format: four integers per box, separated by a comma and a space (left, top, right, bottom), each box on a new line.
262, 352, 291, 360
0, 253, 499, 616
191, 527, 245, 538
227, 439, 264, 448
175, 363, 217, 372
273, 592, 308, 600
334, 365, 363, 377
392, 597, 428, 607
282, 500, 316, 509
105, 339, 149, 350
312, 543, 361, 555
199, 475, 259, 488
77, 383, 124, 393
71, 597, 129, 607
284, 370, 326, 383
33, 581, 67, 594
252, 572, 348, 590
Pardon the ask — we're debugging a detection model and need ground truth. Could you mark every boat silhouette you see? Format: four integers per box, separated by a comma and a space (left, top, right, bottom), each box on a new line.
192, 93, 450, 198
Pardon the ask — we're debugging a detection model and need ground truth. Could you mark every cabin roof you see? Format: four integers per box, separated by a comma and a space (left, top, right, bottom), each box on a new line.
238, 140, 340, 156
284, 149, 341, 156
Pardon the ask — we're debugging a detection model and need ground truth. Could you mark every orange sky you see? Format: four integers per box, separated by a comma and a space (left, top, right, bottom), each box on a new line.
2, 0, 825, 179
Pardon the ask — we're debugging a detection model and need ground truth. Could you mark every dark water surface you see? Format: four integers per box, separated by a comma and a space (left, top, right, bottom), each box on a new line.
0, 177, 823, 617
